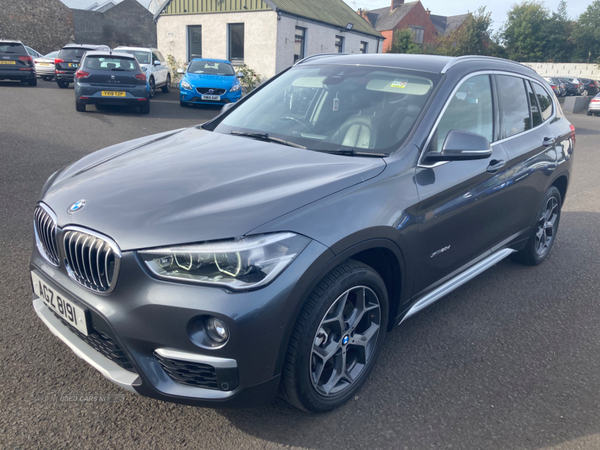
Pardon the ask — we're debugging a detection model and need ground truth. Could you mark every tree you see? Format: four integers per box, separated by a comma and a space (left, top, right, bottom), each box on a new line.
573, 0, 600, 62
388, 29, 422, 54
502, 1, 550, 61
543, 0, 575, 62
437, 7, 493, 57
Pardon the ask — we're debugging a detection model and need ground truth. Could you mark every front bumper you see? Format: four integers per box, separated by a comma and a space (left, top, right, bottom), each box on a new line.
31, 237, 331, 407
180, 87, 241, 105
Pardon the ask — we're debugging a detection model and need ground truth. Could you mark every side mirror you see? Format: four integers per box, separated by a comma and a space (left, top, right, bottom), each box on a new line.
153, 60, 161, 66
426, 129, 492, 162
177, 68, 185, 74
220, 103, 236, 115
237, 72, 243, 79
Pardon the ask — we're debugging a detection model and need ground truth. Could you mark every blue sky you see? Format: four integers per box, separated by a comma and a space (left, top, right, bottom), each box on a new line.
343, 0, 590, 31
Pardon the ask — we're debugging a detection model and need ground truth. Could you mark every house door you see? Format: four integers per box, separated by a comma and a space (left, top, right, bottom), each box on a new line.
188, 26, 202, 61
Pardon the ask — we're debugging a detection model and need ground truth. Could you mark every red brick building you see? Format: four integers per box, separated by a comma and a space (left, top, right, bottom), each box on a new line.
360, 0, 467, 53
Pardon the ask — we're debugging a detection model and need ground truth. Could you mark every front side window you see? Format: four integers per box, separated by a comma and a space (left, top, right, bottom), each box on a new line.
228, 23, 245, 62
496, 75, 530, 138
360, 41, 368, 54
532, 82, 554, 121
208, 65, 440, 154
335, 36, 344, 53
152, 52, 160, 64
294, 27, 306, 62
433, 75, 494, 152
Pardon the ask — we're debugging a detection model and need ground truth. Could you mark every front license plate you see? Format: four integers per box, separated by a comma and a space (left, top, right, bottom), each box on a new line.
0, 60, 16, 65
68, 63, 78, 68
101, 91, 126, 97
201, 94, 221, 101
31, 272, 88, 335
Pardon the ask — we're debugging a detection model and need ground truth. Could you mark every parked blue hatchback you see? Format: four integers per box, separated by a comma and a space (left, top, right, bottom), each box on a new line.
179, 58, 242, 107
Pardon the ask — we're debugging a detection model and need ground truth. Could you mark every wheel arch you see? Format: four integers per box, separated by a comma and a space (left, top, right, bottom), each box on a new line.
552, 173, 569, 204
273, 236, 408, 376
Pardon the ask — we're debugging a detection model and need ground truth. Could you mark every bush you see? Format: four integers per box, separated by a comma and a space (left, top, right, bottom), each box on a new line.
236, 65, 261, 94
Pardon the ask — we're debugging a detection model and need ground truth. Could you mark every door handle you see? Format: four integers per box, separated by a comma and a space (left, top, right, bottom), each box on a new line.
486, 159, 506, 173
543, 137, 556, 147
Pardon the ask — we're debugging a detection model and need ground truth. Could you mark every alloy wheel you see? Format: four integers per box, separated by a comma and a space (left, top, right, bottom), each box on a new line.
310, 286, 381, 397
149, 78, 155, 97
535, 196, 559, 256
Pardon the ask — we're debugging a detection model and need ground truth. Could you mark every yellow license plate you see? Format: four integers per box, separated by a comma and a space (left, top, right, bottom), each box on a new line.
39, 63, 51, 66
0, 61, 16, 65
101, 91, 126, 97
68, 63, 78, 68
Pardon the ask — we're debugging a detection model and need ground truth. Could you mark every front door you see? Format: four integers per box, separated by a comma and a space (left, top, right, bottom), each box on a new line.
412, 74, 511, 297
188, 26, 202, 62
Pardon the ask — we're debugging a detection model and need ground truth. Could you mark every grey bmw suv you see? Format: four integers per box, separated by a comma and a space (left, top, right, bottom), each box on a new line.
31, 54, 574, 412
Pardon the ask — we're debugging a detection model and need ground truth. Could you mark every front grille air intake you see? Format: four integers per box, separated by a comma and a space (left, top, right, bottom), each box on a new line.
34, 204, 60, 267
196, 87, 226, 96
62, 227, 121, 294
154, 352, 219, 390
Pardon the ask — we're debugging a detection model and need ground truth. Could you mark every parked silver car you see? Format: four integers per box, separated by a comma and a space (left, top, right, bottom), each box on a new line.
587, 93, 600, 116
34, 51, 59, 81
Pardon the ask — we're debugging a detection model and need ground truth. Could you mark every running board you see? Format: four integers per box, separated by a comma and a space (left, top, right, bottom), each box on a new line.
401, 248, 516, 324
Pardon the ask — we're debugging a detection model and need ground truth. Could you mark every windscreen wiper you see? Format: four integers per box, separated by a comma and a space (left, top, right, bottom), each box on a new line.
230, 131, 306, 149
317, 149, 389, 157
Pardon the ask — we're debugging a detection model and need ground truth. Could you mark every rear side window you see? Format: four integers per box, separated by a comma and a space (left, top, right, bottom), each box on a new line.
496, 75, 530, 139
532, 82, 553, 121
0, 43, 27, 55
525, 81, 542, 128
433, 74, 494, 151
83, 55, 140, 71
59, 48, 92, 60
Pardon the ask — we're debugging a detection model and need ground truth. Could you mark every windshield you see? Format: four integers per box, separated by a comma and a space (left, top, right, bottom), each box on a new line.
209, 64, 440, 154
82, 55, 140, 71
188, 61, 235, 76
122, 51, 151, 65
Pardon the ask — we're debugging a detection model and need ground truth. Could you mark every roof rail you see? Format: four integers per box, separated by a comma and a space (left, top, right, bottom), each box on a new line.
294, 53, 349, 66
441, 55, 538, 75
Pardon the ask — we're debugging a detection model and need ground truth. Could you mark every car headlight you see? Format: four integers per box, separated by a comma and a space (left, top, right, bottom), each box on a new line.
138, 233, 310, 290
181, 80, 192, 90
230, 84, 241, 93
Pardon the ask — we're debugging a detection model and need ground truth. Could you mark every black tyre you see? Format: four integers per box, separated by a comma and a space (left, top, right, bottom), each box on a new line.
75, 101, 86, 112
140, 101, 150, 114
588, 111, 593, 116
149, 77, 155, 98
161, 75, 171, 93
27, 78, 37, 86
281, 259, 388, 413
512, 186, 561, 266
57, 80, 69, 89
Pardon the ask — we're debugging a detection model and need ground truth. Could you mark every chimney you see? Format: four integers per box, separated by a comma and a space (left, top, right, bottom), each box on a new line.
392, 0, 404, 10
426, 8, 430, 15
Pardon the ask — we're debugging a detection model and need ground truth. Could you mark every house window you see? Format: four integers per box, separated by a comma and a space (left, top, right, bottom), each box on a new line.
409, 26, 424, 44
360, 41, 368, 54
228, 23, 245, 62
187, 25, 202, 61
294, 27, 306, 62
335, 36, 344, 53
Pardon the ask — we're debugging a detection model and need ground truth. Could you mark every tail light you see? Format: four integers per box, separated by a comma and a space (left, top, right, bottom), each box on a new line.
135, 73, 147, 81
18, 55, 33, 65
590, 81, 596, 87
55, 58, 64, 64
75, 70, 90, 79
570, 124, 576, 146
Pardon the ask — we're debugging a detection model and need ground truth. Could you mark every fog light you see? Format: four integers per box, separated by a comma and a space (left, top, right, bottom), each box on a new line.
205, 317, 229, 343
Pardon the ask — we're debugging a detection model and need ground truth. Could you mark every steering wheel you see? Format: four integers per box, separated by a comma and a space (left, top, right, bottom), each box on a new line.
280, 116, 313, 132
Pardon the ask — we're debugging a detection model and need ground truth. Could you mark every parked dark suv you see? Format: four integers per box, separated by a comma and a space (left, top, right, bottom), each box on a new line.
55, 43, 110, 88
0, 40, 36, 86
74, 51, 150, 114
30, 54, 574, 413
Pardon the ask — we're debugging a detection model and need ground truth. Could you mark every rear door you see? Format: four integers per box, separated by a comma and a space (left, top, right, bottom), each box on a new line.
412, 74, 511, 296
0, 42, 31, 75
492, 75, 558, 241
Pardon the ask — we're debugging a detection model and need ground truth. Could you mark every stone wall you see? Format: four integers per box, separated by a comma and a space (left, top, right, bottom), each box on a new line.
522, 62, 600, 80
0, 0, 74, 54
73, 0, 157, 48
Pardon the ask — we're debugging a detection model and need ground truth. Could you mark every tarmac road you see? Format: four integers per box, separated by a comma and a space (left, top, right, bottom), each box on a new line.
1, 80, 600, 450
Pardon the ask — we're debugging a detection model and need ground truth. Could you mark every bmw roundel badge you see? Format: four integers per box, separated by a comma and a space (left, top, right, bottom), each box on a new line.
68, 199, 86, 214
